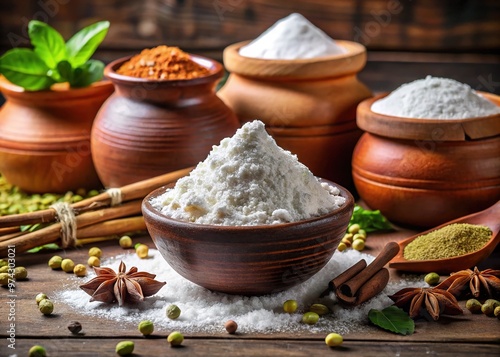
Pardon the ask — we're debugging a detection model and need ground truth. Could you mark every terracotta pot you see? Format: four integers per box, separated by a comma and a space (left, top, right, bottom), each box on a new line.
353, 93, 500, 228
217, 40, 372, 192
0, 78, 113, 193
92, 55, 239, 188
142, 179, 354, 296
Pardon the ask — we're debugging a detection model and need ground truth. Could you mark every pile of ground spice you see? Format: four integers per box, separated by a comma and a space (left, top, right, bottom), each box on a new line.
403, 223, 492, 260
116, 45, 211, 80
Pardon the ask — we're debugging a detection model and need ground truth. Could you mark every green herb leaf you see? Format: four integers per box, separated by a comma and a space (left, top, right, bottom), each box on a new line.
27, 243, 60, 253
65, 21, 109, 67
349, 205, 392, 233
368, 306, 415, 335
56, 60, 73, 82
28, 20, 67, 69
69, 59, 104, 87
0, 48, 54, 91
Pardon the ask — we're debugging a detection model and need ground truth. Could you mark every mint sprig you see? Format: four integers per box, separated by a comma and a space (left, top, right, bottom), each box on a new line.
349, 204, 393, 233
0, 20, 109, 91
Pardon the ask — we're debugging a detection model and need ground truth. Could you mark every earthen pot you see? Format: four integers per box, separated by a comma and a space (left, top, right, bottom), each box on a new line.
92, 55, 239, 188
217, 40, 372, 192
0, 77, 113, 193
353, 92, 500, 228
142, 179, 354, 296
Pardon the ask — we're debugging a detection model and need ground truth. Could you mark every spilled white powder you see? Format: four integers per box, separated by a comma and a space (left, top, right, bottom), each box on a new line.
239, 13, 345, 60
371, 75, 500, 119
57, 249, 425, 334
151, 120, 345, 225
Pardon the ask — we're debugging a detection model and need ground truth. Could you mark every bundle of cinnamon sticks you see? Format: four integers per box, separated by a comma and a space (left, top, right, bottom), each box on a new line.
321, 242, 400, 306
0, 167, 192, 256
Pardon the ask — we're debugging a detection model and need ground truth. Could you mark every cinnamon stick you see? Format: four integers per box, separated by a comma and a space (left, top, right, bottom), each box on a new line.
0, 166, 193, 229
0, 200, 142, 255
76, 216, 146, 238
350, 268, 390, 305
338, 242, 399, 298
320, 259, 366, 297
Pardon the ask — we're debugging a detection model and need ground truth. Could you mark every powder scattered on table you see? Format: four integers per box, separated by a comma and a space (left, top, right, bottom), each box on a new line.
371, 75, 500, 119
239, 13, 345, 60
57, 249, 424, 335
403, 223, 492, 261
151, 120, 345, 225
116, 45, 210, 80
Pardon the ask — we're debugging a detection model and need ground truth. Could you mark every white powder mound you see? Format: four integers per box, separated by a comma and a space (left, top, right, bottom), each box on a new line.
151, 120, 345, 226
57, 249, 425, 335
239, 13, 345, 60
371, 75, 500, 119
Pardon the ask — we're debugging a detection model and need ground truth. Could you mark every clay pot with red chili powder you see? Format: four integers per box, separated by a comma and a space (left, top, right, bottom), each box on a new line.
91, 46, 239, 187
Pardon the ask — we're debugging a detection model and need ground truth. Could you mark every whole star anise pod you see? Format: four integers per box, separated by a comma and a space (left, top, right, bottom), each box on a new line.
389, 287, 462, 321
80, 261, 166, 306
435, 267, 500, 299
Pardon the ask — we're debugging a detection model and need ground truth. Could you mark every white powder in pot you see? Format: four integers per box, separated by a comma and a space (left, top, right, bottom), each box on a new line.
151, 120, 346, 226
371, 75, 500, 119
239, 13, 345, 60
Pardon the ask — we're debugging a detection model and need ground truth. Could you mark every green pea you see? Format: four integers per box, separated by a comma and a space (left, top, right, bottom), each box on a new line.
302, 312, 319, 325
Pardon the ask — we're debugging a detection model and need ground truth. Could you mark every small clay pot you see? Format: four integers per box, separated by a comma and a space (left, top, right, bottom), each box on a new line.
91, 55, 239, 188
353, 93, 500, 228
0, 78, 113, 193
142, 179, 354, 296
217, 40, 372, 193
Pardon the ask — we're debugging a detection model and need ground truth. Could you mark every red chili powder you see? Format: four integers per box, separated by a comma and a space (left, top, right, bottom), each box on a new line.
116, 45, 211, 80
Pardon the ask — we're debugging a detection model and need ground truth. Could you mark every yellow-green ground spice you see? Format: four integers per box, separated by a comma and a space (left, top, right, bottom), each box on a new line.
403, 223, 492, 260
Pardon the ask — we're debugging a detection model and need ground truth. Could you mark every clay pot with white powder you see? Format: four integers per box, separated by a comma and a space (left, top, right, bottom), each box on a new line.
217, 14, 372, 193
353, 76, 500, 228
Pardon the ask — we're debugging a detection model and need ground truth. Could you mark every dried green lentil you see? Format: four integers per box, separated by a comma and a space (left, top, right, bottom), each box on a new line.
403, 223, 492, 261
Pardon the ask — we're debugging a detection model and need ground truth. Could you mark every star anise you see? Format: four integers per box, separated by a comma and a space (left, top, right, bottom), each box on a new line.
389, 287, 463, 321
80, 261, 166, 306
435, 267, 500, 299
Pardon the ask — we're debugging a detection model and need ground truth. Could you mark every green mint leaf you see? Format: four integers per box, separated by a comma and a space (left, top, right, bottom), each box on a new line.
27, 243, 60, 253
0, 48, 54, 91
65, 21, 109, 67
349, 205, 392, 233
56, 60, 73, 82
368, 306, 415, 335
28, 20, 67, 68
69, 59, 104, 88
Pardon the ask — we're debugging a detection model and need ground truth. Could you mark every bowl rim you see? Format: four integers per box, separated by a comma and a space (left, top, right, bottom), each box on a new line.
142, 178, 354, 232
356, 92, 500, 141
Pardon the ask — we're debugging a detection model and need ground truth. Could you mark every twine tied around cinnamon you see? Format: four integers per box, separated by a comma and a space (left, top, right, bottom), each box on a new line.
106, 188, 123, 206
50, 202, 77, 248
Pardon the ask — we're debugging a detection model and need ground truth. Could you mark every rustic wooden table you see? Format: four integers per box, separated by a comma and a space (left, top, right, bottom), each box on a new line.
2, 226, 499, 357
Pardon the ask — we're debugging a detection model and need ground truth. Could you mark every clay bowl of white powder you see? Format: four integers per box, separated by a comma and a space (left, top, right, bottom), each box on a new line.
352, 76, 500, 228
142, 180, 353, 296
142, 120, 354, 295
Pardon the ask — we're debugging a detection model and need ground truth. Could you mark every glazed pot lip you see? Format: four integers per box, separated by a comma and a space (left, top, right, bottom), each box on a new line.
142, 178, 354, 235
356, 92, 500, 141
104, 53, 224, 87
0, 76, 113, 100
223, 40, 367, 80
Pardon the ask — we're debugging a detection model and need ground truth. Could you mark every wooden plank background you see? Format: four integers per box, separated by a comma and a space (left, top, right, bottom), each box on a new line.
0, 0, 499, 94
1, 0, 499, 52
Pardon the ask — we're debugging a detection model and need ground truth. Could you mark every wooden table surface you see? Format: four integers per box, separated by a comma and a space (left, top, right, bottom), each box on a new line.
2, 225, 499, 357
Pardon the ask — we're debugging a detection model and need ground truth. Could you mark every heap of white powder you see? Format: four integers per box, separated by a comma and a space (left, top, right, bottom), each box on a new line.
58, 248, 425, 335
151, 120, 345, 226
371, 75, 500, 119
239, 13, 345, 60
